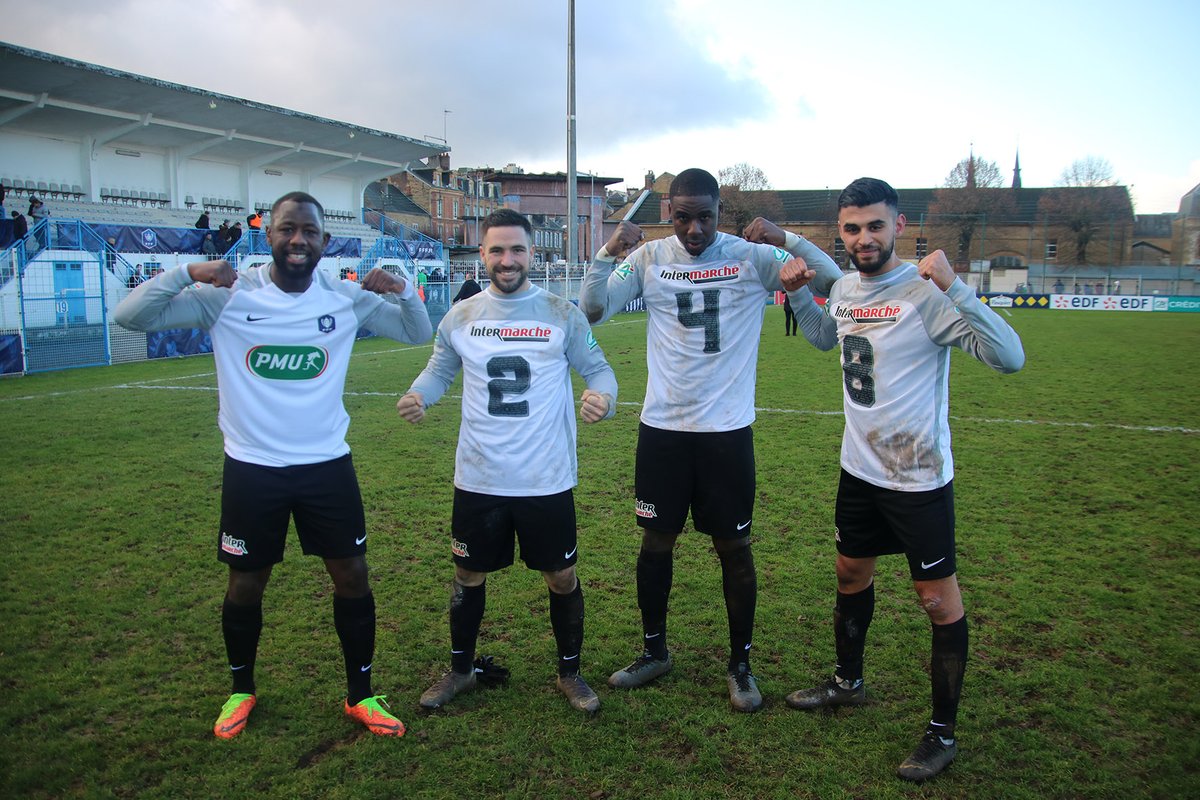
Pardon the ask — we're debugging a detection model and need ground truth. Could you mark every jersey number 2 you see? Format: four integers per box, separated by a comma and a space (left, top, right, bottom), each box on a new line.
842, 335, 875, 406
676, 290, 721, 353
487, 356, 530, 417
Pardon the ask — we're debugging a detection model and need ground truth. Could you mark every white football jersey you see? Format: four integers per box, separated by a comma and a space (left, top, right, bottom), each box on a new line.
827, 263, 1025, 491
114, 263, 431, 466
580, 231, 841, 432
408, 285, 617, 497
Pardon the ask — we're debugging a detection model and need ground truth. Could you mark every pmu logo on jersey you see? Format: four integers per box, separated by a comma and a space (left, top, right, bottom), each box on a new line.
318, 314, 336, 333
469, 324, 552, 342
635, 499, 657, 519
660, 264, 740, 285
221, 533, 248, 556
451, 538, 470, 557
140, 228, 158, 250
246, 345, 329, 380
835, 304, 902, 324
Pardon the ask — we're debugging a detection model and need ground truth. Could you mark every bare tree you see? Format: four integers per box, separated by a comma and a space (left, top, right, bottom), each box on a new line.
718, 163, 782, 235
1039, 178, 1132, 264
942, 155, 1005, 189
928, 155, 1013, 265
1058, 156, 1116, 188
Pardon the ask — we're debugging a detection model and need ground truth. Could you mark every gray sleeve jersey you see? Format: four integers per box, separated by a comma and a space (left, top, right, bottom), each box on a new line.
330, 273, 433, 345
829, 263, 1024, 491
408, 286, 616, 497
113, 264, 230, 331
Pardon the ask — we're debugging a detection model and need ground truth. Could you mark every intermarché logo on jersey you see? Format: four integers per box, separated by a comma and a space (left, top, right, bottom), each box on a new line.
469, 324, 551, 342
246, 345, 329, 380
835, 304, 902, 324
660, 263, 740, 284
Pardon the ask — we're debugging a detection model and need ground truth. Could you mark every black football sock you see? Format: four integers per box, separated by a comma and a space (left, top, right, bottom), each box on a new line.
717, 541, 757, 672
333, 592, 375, 705
833, 583, 874, 685
636, 547, 672, 659
930, 615, 968, 741
548, 581, 585, 677
221, 598, 262, 696
449, 580, 486, 674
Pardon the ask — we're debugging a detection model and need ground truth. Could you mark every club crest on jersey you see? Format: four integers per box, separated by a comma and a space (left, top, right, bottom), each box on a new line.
586, 331, 598, 350
614, 262, 634, 281
451, 538, 470, 557
246, 345, 329, 380
635, 499, 657, 519
659, 263, 740, 284
318, 314, 336, 333
835, 304, 902, 324
772, 247, 790, 262
221, 532, 249, 556
469, 324, 552, 342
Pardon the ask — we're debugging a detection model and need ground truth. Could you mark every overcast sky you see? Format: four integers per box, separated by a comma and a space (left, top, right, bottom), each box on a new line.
4, 0, 1198, 212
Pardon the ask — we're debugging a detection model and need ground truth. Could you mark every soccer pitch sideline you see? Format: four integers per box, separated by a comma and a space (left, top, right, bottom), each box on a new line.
1, 309, 1197, 800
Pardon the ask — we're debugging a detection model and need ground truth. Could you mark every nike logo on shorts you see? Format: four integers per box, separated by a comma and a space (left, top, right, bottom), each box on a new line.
360, 663, 372, 672
736, 520, 751, 531
564, 546, 578, 559
921, 557, 947, 570
355, 535, 367, 545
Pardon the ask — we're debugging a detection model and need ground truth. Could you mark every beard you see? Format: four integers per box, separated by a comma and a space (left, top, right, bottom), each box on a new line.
848, 240, 895, 274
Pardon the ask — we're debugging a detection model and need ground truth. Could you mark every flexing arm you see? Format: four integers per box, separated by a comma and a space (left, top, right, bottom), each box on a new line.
918, 251, 1025, 373
352, 267, 433, 344
579, 220, 645, 324
113, 260, 232, 332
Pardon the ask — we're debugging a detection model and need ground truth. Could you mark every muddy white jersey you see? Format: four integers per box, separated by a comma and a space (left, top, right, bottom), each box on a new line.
826, 263, 1025, 491
408, 285, 617, 497
580, 231, 841, 432
113, 263, 432, 466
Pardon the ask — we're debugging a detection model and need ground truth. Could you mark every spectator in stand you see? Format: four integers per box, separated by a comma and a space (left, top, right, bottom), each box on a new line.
218, 220, 230, 246
11, 210, 28, 242
28, 197, 50, 248
0, 181, 7, 216
452, 278, 482, 304
201, 233, 219, 259
248, 213, 263, 230
227, 222, 244, 248
126, 265, 144, 289
1053, 279, 1064, 293
106, 237, 118, 274
196, 211, 211, 229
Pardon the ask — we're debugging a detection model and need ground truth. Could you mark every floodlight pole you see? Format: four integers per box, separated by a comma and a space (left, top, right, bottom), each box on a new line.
566, 0, 578, 270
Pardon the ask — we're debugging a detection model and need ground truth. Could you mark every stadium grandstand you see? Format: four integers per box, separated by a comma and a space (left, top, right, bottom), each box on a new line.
0, 42, 448, 375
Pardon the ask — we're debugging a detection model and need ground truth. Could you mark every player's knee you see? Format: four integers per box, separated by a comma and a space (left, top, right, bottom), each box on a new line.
454, 565, 486, 587
712, 535, 751, 555
327, 556, 370, 597
543, 566, 577, 594
641, 529, 677, 554
226, 565, 271, 604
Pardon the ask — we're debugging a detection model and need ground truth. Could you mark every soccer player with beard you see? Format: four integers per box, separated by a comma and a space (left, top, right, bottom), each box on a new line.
782, 177, 1024, 781
398, 209, 617, 714
579, 168, 842, 712
115, 191, 432, 739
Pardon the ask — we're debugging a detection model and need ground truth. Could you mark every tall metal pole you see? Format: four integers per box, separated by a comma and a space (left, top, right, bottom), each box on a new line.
566, 0, 578, 269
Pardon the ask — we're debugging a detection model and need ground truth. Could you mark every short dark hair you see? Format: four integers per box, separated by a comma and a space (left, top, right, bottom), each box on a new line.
669, 168, 720, 201
837, 177, 898, 211
480, 208, 532, 238
271, 191, 325, 219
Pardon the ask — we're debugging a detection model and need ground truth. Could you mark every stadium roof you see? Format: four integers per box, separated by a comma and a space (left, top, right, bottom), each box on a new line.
0, 42, 445, 182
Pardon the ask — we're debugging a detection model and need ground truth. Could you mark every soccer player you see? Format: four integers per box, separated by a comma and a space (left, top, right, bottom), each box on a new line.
398, 208, 617, 714
113, 191, 432, 739
578, 167, 842, 711
782, 177, 1025, 780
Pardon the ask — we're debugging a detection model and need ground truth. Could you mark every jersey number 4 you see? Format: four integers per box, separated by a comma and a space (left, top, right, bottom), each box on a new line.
676, 290, 721, 353
842, 335, 875, 406
487, 355, 531, 417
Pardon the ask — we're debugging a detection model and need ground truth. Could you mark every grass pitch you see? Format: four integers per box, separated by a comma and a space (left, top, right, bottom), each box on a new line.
0, 307, 1197, 799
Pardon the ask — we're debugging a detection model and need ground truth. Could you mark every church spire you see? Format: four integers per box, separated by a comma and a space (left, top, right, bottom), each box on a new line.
966, 144, 976, 188
1012, 149, 1023, 189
